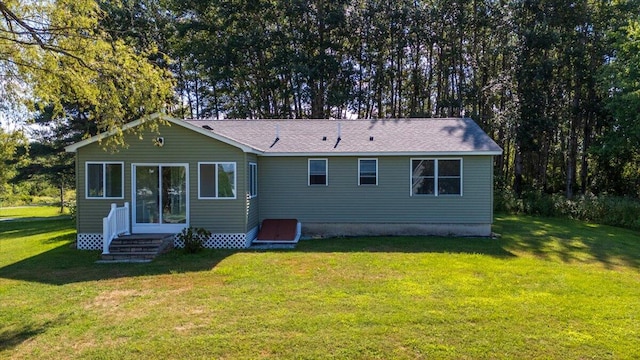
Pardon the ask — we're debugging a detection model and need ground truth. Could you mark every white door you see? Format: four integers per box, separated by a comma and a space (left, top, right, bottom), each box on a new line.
132, 164, 189, 233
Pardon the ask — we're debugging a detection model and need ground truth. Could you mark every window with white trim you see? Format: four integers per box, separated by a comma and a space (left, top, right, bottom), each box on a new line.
359, 158, 378, 185
86, 162, 124, 199
199, 162, 236, 199
249, 162, 258, 198
308, 159, 328, 185
411, 159, 462, 196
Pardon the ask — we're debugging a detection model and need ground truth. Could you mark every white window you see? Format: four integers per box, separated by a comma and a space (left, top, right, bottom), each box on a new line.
86, 162, 124, 199
411, 158, 462, 196
358, 158, 378, 185
249, 162, 258, 198
308, 159, 328, 186
199, 162, 237, 199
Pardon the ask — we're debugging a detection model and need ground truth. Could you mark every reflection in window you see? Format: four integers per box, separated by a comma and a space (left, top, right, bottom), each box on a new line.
87, 162, 123, 198
309, 159, 327, 185
411, 159, 461, 196
199, 162, 236, 199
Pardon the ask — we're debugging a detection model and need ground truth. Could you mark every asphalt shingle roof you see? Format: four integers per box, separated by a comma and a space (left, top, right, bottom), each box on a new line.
183, 117, 502, 155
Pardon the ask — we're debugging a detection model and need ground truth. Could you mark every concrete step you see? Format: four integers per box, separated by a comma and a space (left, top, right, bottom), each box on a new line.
100, 233, 175, 262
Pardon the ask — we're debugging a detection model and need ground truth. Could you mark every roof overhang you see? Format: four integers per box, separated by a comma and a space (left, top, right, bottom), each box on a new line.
258, 151, 503, 157
64, 113, 261, 154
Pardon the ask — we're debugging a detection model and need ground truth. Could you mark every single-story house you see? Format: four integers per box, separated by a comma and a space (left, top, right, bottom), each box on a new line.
65, 113, 503, 250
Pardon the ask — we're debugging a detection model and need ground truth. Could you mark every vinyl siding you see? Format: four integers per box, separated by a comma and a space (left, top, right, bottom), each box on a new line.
76, 123, 248, 234
258, 156, 494, 224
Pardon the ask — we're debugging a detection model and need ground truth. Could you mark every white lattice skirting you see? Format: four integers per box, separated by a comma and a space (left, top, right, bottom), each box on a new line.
78, 229, 257, 251
174, 232, 253, 249
77, 233, 103, 250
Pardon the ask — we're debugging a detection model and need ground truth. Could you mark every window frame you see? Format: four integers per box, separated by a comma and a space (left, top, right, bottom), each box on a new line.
248, 162, 258, 198
410, 158, 463, 196
198, 162, 237, 199
85, 161, 124, 199
358, 158, 378, 186
308, 158, 328, 186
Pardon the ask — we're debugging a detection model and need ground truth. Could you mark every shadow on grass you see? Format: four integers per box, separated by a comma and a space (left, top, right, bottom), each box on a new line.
0, 218, 72, 239
2, 215, 638, 286
0, 244, 237, 286
293, 235, 515, 257
0, 319, 60, 352
0, 235, 515, 286
494, 214, 640, 270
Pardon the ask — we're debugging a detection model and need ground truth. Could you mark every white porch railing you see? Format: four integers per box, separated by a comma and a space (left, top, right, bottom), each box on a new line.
102, 202, 130, 254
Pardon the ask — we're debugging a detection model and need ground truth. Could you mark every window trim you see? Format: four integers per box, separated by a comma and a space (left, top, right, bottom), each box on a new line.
410, 158, 463, 196
198, 161, 237, 199
308, 158, 328, 186
358, 158, 378, 186
85, 161, 124, 199
248, 162, 258, 199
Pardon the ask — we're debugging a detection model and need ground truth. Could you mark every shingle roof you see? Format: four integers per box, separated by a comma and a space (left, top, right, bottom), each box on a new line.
183, 117, 502, 155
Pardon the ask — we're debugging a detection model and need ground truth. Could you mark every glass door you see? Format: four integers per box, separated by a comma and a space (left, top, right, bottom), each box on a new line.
133, 164, 188, 233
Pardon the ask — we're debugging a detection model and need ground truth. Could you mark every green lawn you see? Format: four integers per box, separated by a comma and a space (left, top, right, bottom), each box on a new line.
0, 206, 67, 219
1, 208, 639, 359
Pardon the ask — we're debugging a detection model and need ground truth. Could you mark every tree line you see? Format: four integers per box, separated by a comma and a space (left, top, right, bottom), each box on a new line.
1, 0, 640, 202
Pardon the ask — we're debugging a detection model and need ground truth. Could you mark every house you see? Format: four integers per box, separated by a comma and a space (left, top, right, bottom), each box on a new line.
65, 113, 503, 251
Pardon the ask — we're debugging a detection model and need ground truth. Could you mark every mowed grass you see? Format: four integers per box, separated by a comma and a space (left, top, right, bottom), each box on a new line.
0, 206, 67, 219
1, 208, 639, 359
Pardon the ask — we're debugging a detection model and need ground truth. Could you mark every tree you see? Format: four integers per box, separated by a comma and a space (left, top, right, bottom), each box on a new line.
0, 127, 27, 206
595, 2, 640, 195
0, 0, 174, 144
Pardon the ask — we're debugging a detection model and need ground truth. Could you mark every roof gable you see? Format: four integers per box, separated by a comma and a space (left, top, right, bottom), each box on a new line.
64, 113, 259, 153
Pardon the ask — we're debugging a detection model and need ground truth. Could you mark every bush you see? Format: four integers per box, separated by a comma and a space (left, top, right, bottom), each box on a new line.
495, 188, 640, 231
66, 200, 77, 223
176, 227, 212, 253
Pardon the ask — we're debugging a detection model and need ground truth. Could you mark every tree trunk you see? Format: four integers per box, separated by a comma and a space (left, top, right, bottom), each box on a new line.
514, 143, 523, 196
59, 181, 65, 214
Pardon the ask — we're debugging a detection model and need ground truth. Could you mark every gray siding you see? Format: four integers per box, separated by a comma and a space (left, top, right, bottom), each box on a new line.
258, 156, 494, 224
76, 123, 248, 234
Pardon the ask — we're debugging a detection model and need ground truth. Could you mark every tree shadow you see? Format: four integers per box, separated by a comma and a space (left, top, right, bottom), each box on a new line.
0, 243, 237, 286
365, 117, 500, 152
494, 215, 640, 270
3, 215, 636, 287
440, 118, 500, 151
1, 234, 516, 286
0, 319, 60, 352
291, 235, 516, 258
0, 218, 72, 239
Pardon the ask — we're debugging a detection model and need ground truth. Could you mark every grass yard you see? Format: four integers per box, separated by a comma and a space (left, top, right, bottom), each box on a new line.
1, 208, 639, 359
0, 206, 67, 220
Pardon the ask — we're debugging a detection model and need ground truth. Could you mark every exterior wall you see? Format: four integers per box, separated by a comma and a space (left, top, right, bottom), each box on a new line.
75, 123, 249, 236
258, 155, 495, 235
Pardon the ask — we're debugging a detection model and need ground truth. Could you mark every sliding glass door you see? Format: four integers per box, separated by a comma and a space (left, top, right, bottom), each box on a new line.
132, 164, 188, 233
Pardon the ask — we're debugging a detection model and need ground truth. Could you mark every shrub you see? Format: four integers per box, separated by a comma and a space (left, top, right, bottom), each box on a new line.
66, 200, 77, 223
495, 187, 640, 231
176, 227, 211, 253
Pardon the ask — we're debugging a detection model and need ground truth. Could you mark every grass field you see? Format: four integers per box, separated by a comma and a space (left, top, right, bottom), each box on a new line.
1, 207, 639, 359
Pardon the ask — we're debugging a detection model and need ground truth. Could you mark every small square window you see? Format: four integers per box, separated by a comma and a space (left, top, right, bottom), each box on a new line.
309, 159, 327, 185
359, 159, 378, 185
